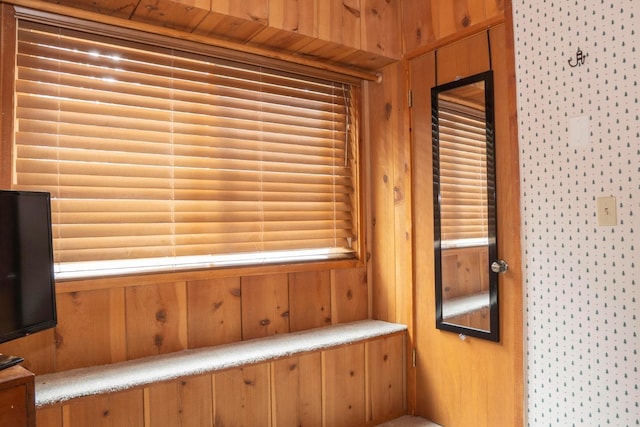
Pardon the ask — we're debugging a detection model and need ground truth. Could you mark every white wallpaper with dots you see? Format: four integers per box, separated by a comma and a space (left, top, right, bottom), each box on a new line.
512, 1, 638, 426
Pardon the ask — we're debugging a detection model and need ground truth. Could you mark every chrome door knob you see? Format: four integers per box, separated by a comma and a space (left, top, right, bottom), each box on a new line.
491, 260, 509, 274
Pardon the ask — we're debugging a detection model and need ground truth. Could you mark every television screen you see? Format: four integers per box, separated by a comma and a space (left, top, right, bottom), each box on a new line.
0, 190, 57, 346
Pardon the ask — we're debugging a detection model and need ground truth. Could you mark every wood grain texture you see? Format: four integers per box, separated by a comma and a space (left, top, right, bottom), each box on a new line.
288, 270, 332, 332
187, 277, 242, 348
401, 0, 505, 55
435, 30, 490, 84
54, 288, 126, 371
272, 353, 322, 426
360, 0, 401, 59
35, 405, 62, 427
365, 60, 410, 324
367, 334, 405, 423
317, 0, 361, 49
323, 343, 366, 427
331, 267, 368, 323
66, 389, 143, 427
124, 281, 188, 359
213, 365, 271, 426
0, 4, 15, 188
268, 0, 318, 36
146, 375, 213, 427
241, 273, 290, 340
409, 21, 523, 427
132, 0, 210, 31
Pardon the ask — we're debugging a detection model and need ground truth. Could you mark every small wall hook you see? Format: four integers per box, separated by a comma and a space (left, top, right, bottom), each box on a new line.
568, 47, 588, 67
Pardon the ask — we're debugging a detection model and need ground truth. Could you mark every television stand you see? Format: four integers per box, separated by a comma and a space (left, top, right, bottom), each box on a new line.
0, 364, 35, 427
0, 353, 24, 371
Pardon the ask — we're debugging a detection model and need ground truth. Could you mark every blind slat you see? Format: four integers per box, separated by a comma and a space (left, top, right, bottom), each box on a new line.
13, 18, 359, 275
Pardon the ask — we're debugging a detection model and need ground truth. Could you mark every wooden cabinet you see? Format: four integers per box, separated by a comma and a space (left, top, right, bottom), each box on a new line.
0, 365, 35, 427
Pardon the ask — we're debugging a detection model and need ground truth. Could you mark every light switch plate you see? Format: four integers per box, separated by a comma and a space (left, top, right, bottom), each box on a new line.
596, 196, 617, 226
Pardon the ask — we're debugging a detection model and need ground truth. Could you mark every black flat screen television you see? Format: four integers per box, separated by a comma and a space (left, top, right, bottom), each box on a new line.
0, 190, 57, 369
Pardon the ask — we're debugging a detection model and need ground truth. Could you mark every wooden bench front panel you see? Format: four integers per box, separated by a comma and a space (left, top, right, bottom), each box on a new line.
35, 333, 405, 427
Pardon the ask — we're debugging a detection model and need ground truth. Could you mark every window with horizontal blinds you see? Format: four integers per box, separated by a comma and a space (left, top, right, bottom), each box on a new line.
13, 19, 360, 279
436, 99, 489, 247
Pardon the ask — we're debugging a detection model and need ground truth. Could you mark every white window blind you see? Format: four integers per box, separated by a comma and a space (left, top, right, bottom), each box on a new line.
437, 98, 489, 247
13, 19, 359, 279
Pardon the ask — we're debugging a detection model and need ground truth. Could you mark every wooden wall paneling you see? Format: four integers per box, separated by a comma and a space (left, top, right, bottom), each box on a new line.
408, 50, 436, 421
0, 4, 16, 187
35, 405, 62, 427
241, 273, 290, 340
366, 334, 405, 423
288, 270, 332, 332
66, 389, 144, 427
400, 0, 437, 56
146, 375, 213, 427
268, 0, 318, 36
0, 330, 56, 375
360, 0, 401, 59
488, 21, 524, 427
124, 281, 188, 360
212, 0, 269, 24
435, 30, 490, 84
330, 267, 368, 324
322, 343, 366, 427
272, 352, 322, 426
365, 60, 410, 324
54, 288, 126, 371
131, 0, 211, 32
213, 364, 271, 426
36, 0, 136, 18
317, 0, 361, 50
186, 277, 242, 348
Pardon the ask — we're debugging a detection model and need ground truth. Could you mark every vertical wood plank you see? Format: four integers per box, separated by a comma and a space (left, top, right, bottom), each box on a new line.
54, 288, 126, 371
365, 61, 408, 323
435, 30, 490, 84
0, 4, 16, 187
132, 0, 211, 31
360, 0, 401, 59
272, 353, 322, 427
331, 267, 368, 324
367, 334, 405, 423
187, 277, 242, 348
212, 0, 269, 24
214, 365, 271, 427
125, 282, 188, 359
268, 0, 318, 36
400, 0, 437, 55
241, 274, 289, 340
147, 375, 213, 427
323, 343, 366, 427
289, 270, 332, 332
317, 0, 361, 49
409, 50, 437, 420
66, 389, 144, 427
35, 405, 62, 427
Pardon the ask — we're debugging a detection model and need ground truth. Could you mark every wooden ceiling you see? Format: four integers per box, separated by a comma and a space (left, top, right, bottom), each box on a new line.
31, 0, 400, 73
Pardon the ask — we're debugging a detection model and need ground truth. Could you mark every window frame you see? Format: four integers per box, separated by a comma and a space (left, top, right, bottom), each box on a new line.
0, 5, 366, 282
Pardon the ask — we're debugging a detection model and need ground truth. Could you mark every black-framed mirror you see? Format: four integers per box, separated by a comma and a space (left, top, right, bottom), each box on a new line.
432, 70, 501, 342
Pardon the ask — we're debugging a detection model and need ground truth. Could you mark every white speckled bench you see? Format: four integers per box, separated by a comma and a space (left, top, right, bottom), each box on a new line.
36, 319, 407, 408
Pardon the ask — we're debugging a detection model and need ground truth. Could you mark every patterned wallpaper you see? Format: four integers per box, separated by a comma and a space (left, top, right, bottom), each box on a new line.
512, 1, 638, 426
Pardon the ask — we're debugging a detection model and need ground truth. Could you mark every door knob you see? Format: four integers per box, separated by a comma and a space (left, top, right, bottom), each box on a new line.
491, 260, 509, 274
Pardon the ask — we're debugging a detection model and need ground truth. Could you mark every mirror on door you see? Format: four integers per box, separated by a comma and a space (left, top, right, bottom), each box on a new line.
431, 70, 501, 342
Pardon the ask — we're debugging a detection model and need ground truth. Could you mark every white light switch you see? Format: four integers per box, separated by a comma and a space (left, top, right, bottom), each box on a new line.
596, 196, 617, 226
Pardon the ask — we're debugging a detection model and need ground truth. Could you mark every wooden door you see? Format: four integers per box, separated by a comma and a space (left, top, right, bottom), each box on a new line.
410, 25, 524, 427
